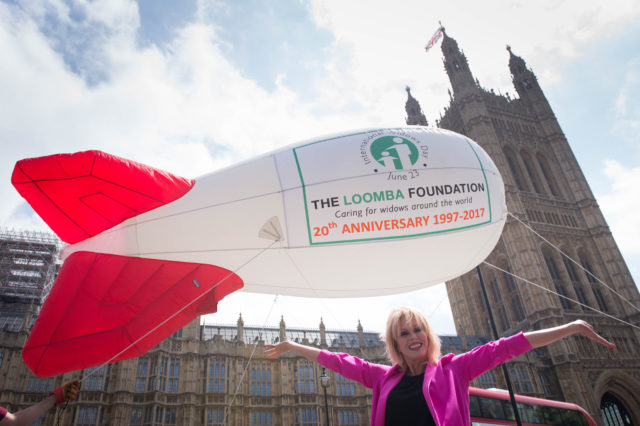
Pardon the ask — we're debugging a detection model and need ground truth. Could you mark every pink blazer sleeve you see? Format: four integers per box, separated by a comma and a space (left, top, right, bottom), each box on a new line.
450, 332, 533, 382
317, 350, 391, 389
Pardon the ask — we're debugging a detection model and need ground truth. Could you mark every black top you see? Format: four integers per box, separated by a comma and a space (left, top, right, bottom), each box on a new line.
385, 373, 436, 426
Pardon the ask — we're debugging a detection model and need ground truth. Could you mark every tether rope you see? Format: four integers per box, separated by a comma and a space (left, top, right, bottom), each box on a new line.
279, 248, 381, 361
224, 293, 279, 424
483, 261, 640, 331
427, 286, 451, 322
508, 212, 640, 314
79, 239, 280, 384
281, 249, 348, 332
221, 240, 344, 422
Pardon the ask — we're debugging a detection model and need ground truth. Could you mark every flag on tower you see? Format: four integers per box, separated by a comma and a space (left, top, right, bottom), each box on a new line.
424, 27, 443, 52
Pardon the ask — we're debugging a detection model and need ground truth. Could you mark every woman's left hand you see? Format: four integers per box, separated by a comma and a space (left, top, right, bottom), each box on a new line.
570, 320, 616, 350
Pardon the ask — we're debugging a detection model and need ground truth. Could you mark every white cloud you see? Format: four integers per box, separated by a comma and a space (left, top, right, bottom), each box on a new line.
2, 0, 640, 332
0, 1, 353, 225
78, 0, 139, 30
613, 58, 640, 149
309, 0, 640, 115
596, 160, 640, 284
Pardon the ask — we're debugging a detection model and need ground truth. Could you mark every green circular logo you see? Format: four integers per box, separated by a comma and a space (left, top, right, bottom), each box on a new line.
370, 136, 419, 170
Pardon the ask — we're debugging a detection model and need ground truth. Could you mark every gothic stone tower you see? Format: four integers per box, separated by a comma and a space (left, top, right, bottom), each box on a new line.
406, 29, 640, 423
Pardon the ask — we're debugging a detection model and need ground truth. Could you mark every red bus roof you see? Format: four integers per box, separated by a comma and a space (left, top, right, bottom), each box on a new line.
469, 387, 595, 426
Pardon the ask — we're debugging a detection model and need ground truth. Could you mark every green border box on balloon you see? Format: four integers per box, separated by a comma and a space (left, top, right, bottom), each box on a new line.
292, 129, 493, 246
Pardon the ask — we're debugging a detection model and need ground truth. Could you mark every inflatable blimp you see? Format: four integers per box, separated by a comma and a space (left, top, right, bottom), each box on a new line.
12, 127, 506, 376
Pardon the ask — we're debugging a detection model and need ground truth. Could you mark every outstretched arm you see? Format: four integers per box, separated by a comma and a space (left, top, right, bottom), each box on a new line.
264, 341, 321, 362
0, 380, 79, 426
524, 320, 615, 350
0, 395, 56, 426
266, 340, 388, 389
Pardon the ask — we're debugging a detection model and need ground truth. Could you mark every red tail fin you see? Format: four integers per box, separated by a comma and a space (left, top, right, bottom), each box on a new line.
22, 252, 243, 377
12, 151, 194, 243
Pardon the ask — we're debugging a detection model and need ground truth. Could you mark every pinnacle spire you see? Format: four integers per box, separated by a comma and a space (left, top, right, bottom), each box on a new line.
507, 45, 527, 76
440, 30, 477, 96
405, 87, 428, 126
507, 45, 543, 101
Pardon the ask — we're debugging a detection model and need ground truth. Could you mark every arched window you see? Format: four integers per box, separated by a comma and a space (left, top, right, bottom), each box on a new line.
489, 272, 510, 332
504, 146, 529, 191
536, 153, 562, 196
250, 364, 271, 396
601, 392, 633, 425
520, 149, 544, 194
543, 249, 560, 280
498, 261, 523, 325
562, 255, 589, 308
294, 360, 315, 394
512, 366, 533, 393
502, 267, 516, 292
539, 374, 553, 397
206, 359, 226, 393
477, 290, 486, 312
476, 370, 497, 389
579, 251, 610, 313
542, 248, 572, 310
512, 298, 525, 322
473, 276, 491, 336
489, 275, 502, 302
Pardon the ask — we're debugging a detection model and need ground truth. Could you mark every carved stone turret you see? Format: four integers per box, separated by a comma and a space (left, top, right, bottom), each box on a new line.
405, 87, 428, 126
237, 313, 244, 342
279, 315, 286, 342
441, 28, 478, 97
319, 317, 326, 347
357, 320, 365, 347
508, 45, 544, 105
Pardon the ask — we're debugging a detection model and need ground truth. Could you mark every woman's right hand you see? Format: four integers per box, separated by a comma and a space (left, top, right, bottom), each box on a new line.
264, 341, 292, 359
264, 340, 321, 362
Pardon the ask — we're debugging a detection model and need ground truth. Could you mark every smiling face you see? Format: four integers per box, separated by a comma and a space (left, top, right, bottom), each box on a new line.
385, 307, 442, 372
395, 317, 430, 369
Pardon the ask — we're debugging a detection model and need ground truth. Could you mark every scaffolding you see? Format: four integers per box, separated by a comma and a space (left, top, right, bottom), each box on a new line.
0, 227, 62, 331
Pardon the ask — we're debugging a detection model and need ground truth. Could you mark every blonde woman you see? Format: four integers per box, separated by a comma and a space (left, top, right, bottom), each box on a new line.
265, 307, 614, 426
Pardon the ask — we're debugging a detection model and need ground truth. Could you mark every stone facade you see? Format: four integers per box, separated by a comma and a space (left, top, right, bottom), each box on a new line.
0, 316, 483, 425
406, 29, 640, 424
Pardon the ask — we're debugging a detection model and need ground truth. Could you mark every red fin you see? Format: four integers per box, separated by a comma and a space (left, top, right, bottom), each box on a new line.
12, 151, 194, 243
22, 252, 243, 377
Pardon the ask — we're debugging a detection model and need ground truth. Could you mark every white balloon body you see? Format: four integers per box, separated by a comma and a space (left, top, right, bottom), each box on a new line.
65, 127, 506, 297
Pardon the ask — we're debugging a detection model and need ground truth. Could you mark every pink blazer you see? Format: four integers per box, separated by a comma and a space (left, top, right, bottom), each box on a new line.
317, 332, 533, 426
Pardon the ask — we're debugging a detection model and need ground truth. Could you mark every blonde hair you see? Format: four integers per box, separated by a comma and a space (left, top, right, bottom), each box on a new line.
385, 307, 442, 370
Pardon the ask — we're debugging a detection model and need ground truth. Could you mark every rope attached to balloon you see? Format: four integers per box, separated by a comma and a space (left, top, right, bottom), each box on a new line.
225, 244, 364, 419
400, 211, 640, 333
507, 212, 640, 314
483, 261, 639, 331
78, 238, 281, 385
477, 212, 640, 331
224, 293, 279, 424
282, 248, 351, 332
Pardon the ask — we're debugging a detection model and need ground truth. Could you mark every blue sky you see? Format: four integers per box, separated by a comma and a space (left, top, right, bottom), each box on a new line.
1, 0, 639, 335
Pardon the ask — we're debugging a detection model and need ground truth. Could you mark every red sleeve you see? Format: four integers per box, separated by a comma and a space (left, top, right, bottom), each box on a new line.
0, 406, 7, 420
